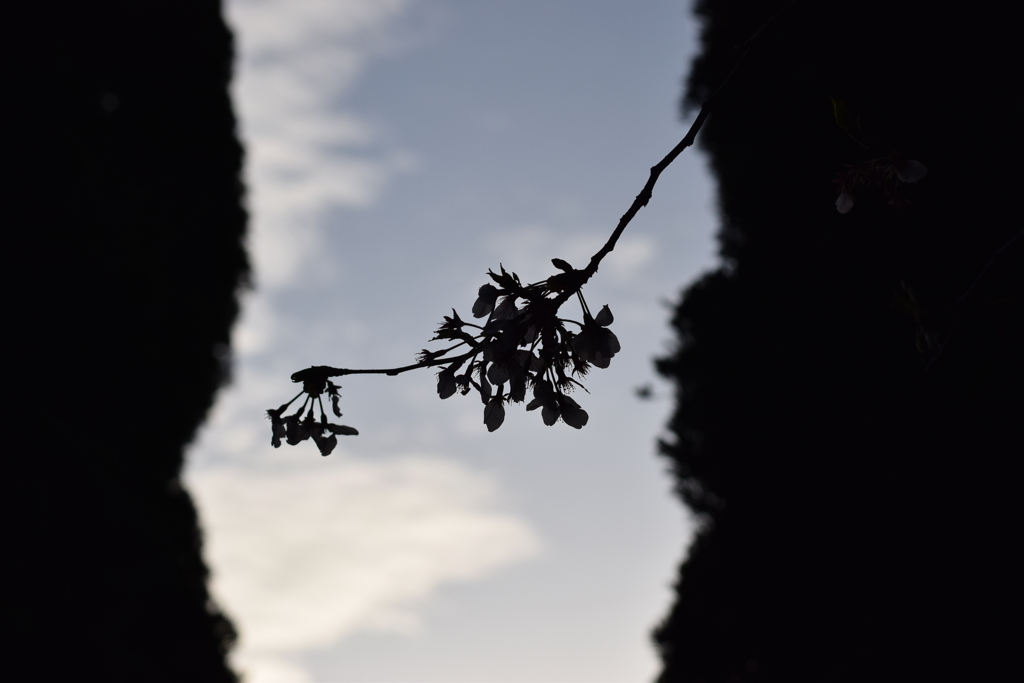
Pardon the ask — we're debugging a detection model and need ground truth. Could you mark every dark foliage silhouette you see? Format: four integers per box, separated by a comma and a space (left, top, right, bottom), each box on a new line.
653, 1, 1022, 681
8, 1, 246, 680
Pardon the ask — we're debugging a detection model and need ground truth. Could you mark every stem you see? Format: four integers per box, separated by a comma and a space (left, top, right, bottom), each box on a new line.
925, 226, 1024, 375
290, 395, 310, 417
279, 391, 304, 411
576, 290, 591, 318
293, 349, 478, 382
435, 341, 470, 356
953, 227, 1023, 308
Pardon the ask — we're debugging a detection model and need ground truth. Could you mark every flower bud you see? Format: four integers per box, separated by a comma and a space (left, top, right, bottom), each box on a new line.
836, 191, 855, 214
437, 368, 458, 399
484, 396, 505, 432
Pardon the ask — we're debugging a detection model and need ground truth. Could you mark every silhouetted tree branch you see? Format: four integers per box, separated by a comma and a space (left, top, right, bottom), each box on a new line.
269, 1, 807, 453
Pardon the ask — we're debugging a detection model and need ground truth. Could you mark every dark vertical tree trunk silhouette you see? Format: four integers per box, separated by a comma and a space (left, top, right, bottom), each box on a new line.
655, 1, 1022, 681
8, 1, 246, 680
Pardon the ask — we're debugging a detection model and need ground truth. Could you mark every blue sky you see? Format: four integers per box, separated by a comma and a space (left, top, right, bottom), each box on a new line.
185, 1, 719, 680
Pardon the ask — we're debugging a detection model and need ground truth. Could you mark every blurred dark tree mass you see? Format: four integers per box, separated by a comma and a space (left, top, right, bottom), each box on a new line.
4, 0, 1021, 681
8, 1, 246, 680
654, 1, 1022, 681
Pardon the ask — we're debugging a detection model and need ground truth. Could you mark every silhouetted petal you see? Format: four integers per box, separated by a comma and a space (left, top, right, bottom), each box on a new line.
487, 361, 510, 385
417, 348, 446, 363
284, 413, 308, 445
571, 332, 595, 363
517, 349, 543, 372
266, 408, 286, 448
487, 264, 520, 289
596, 328, 620, 357
836, 191, 855, 214
473, 284, 500, 318
484, 395, 505, 432
560, 395, 589, 429
478, 374, 492, 404
311, 431, 338, 456
526, 379, 560, 424
594, 305, 613, 327
437, 367, 458, 399
508, 365, 527, 403
895, 160, 927, 183
573, 323, 620, 368
492, 295, 519, 321
431, 309, 465, 336
328, 424, 359, 436
326, 381, 343, 417
526, 378, 553, 406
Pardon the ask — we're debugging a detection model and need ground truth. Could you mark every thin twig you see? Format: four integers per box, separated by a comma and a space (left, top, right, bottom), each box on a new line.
292, 349, 477, 382
292, 1, 798, 383
924, 226, 1024, 375
558, 0, 798, 305
953, 227, 1023, 308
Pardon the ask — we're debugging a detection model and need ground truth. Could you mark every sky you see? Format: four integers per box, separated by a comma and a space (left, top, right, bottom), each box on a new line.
184, 1, 720, 681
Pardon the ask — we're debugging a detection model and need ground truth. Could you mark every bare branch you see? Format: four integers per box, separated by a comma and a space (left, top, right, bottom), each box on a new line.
273, 1, 800, 445
291, 349, 478, 382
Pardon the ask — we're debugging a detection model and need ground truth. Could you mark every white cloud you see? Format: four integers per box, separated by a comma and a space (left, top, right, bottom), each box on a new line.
188, 458, 540, 679
603, 234, 656, 280
226, 0, 416, 289
182, 5, 544, 681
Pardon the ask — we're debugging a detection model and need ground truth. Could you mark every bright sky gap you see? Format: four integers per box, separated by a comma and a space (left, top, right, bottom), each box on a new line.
186, 1, 718, 681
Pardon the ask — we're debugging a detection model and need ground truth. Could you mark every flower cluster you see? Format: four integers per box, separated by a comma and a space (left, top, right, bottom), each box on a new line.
430, 261, 619, 432
829, 99, 927, 213
267, 259, 620, 452
266, 370, 358, 456
834, 152, 927, 213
